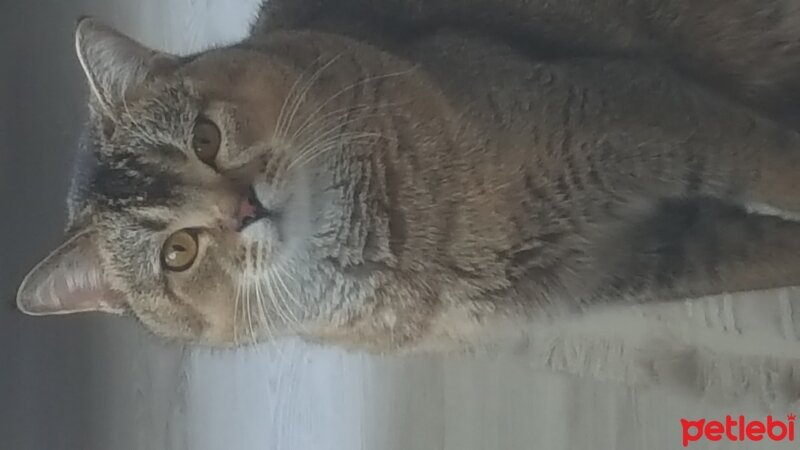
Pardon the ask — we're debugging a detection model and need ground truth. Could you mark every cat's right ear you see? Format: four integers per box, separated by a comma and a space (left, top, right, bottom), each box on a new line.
74, 17, 177, 119
16, 228, 127, 316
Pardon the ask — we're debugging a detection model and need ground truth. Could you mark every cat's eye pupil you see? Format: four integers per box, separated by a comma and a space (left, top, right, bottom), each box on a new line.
192, 118, 221, 167
161, 230, 199, 272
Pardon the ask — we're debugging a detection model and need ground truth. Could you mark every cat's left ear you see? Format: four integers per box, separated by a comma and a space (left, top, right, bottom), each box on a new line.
74, 17, 178, 119
16, 228, 127, 316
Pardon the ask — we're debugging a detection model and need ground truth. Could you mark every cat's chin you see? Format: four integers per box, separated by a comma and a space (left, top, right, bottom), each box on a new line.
252, 171, 315, 256
239, 216, 282, 246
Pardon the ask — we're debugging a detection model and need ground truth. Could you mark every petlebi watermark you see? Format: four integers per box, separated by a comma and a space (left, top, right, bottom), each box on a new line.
681, 414, 797, 447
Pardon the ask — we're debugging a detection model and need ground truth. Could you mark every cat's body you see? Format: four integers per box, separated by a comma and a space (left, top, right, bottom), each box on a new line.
15, 2, 800, 351
281, 30, 800, 351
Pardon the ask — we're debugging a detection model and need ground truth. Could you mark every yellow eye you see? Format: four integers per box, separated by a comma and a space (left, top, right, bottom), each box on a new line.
161, 230, 199, 272
191, 118, 221, 166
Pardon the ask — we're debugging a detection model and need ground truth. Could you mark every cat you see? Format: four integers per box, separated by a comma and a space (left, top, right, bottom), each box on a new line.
14, 5, 800, 351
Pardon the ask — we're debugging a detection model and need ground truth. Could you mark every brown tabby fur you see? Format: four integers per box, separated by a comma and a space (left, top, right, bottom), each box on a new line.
258, 0, 800, 127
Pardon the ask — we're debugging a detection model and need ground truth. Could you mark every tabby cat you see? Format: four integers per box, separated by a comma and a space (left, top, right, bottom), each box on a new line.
15, 1, 800, 350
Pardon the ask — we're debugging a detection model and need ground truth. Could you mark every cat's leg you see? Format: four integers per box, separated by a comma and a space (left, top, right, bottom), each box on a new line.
528, 59, 800, 300
588, 197, 800, 302
536, 58, 800, 218
586, 121, 800, 220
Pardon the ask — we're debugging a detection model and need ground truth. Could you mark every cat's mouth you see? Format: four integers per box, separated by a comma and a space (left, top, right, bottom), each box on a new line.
236, 187, 272, 231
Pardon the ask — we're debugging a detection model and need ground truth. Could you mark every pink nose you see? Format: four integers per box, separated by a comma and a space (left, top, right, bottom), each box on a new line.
237, 197, 258, 222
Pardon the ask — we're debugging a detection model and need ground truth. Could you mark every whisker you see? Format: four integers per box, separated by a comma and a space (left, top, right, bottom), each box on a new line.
288, 103, 373, 139
272, 264, 303, 332
290, 110, 394, 162
257, 246, 283, 357
254, 247, 276, 337
289, 102, 399, 145
251, 245, 277, 356
285, 104, 402, 173
265, 266, 294, 332
233, 273, 242, 347
274, 53, 328, 142
244, 248, 258, 347
293, 68, 415, 141
288, 132, 390, 172
275, 262, 304, 310
263, 268, 288, 360
277, 53, 344, 143
272, 267, 301, 327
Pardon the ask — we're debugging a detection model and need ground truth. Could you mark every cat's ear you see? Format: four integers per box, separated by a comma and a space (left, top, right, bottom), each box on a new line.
16, 229, 126, 316
74, 17, 177, 118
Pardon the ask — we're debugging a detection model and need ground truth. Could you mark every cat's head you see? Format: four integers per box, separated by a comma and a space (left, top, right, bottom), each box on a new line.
16, 18, 434, 347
